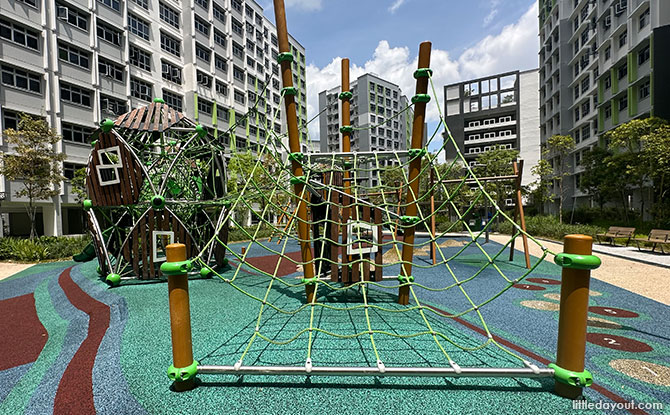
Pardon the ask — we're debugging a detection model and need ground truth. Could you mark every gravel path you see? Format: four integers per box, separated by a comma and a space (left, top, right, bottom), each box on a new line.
489, 234, 670, 306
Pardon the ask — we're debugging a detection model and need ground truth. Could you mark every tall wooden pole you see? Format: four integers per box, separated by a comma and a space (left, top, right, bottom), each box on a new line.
272, 0, 316, 302
341, 59, 352, 155
430, 166, 436, 265
398, 42, 431, 305
341, 59, 352, 282
509, 160, 531, 268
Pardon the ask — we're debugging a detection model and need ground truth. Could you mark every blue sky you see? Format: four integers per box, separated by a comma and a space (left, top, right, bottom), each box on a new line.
259, 0, 540, 155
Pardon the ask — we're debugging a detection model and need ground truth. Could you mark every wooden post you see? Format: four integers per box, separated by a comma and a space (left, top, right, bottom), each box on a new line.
398, 42, 431, 305
273, 0, 316, 302
166, 243, 195, 391
430, 166, 436, 265
341, 58, 353, 284
509, 160, 531, 268
554, 235, 593, 399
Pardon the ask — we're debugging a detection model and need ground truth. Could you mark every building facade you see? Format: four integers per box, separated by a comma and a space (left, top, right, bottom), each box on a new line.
0, 0, 306, 236
317, 73, 411, 187
443, 69, 541, 189
539, 0, 670, 212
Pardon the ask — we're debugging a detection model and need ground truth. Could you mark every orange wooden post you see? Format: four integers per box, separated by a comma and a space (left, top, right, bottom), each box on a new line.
164, 243, 197, 391
340, 58, 353, 284
509, 160, 531, 268
551, 235, 600, 398
429, 165, 437, 265
398, 41, 431, 305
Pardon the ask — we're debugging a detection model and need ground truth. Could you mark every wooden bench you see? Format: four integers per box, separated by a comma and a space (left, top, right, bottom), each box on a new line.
634, 229, 670, 254
596, 226, 636, 246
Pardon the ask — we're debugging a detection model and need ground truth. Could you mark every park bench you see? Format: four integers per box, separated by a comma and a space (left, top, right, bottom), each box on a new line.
595, 226, 636, 246
634, 229, 670, 254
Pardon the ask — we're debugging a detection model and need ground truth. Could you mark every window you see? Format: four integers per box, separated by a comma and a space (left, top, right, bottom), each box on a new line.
198, 98, 212, 115
604, 74, 612, 89
581, 101, 590, 116
574, 107, 580, 122
63, 162, 84, 181
215, 55, 227, 72
604, 45, 611, 60
128, 14, 150, 40
618, 30, 627, 48
233, 65, 245, 82
234, 89, 245, 104
231, 18, 243, 36
604, 103, 612, 119
100, 95, 127, 115
130, 77, 152, 101
60, 82, 91, 107
98, 58, 124, 82
58, 42, 90, 69
213, 4, 225, 22
618, 64, 627, 80
159, 3, 180, 29
160, 32, 180, 57
129, 45, 151, 71
97, 21, 121, 45
638, 45, 650, 66
196, 71, 211, 88
619, 96, 628, 111
0, 18, 39, 50
97, 0, 120, 12
581, 125, 590, 140
161, 60, 181, 83
581, 77, 589, 93
639, 8, 650, 30
232, 41, 244, 59
639, 80, 650, 100
574, 85, 580, 100
214, 30, 226, 48
231, 0, 242, 12
56, 3, 88, 31
62, 123, 94, 144
215, 81, 228, 96
195, 43, 210, 62
194, 16, 209, 36
1, 64, 41, 93
130, 0, 147, 9
95, 147, 123, 186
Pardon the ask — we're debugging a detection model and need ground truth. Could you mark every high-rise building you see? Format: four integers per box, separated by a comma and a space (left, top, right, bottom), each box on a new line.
317, 73, 411, 187
443, 69, 541, 189
0, 0, 306, 236
539, 0, 670, 211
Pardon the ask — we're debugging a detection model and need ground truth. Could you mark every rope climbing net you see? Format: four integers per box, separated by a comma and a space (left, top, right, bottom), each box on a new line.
188, 68, 562, 378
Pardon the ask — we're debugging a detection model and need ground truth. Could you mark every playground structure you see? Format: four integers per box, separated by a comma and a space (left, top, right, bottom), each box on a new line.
83, 100, 230, 286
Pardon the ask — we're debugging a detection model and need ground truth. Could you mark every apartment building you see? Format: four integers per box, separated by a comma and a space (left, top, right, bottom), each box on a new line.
0, 0, 307, 236
539, 0, 670, 211
317, 73, 411, 187
443, 70, 541, 189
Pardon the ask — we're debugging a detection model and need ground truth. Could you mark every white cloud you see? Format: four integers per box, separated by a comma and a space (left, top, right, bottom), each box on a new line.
304, 2, 539, 141
285, 0, 322, 11
388, 0, 406, 14
483, 0, 501, 26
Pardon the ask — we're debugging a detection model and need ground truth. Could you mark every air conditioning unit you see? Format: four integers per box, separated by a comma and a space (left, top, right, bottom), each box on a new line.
57, 6, 68, 19
604, 14, 612, 27
614, 0, 627, 16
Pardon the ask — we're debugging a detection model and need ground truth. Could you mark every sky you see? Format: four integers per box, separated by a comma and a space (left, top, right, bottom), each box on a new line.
259, 0, 541, 156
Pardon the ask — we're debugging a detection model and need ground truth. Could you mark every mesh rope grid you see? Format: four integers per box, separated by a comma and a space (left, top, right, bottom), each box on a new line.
192, 71, 560, 373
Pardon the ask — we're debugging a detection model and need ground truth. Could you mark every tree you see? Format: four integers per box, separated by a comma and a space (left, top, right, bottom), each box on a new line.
544, 134, 575, 223
70, 167, 88, 204
579, 146, 621, 211
528, 158, 554, 215
474, 146, 519, 211
0, 114, 65, 238
642, 123, 670, 224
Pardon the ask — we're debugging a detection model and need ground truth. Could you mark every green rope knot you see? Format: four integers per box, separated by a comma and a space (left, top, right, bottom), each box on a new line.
281, 86, 298, 96
548, 363, 593, 387
288, 152, 305, 162
400, 215, 421, 225
554, 253, 601, 270
100, 118, 115, 133
290, 175, 306, 185
339, 91, 353, 101
195, 124, 207, 138
397, 275, 414, 283
413, 68, 433, 79
160, 260, 193, 276
408, 148, 427, 159
277, 52, 294, 63
301, 277, 319, 285
339, 125, 354, 133
411, 94, 431, 104
167, 360, 199, 382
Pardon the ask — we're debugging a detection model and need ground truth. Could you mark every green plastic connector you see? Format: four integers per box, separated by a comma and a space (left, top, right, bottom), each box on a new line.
281, 86, 298, 96
222, 199, 233, 209
397, 275, 415, 283
221, 257, 229, 266
167, 360, 199, 382
160, 260, 193, 276
554, 253, 601, 270
408, 148, 427, 159
200, 267, 213, 278
548, 363, 593, 387
105, 273, 121, 287
100, 119, 115, 133
151, 195, 166, 210
339, 125, 354, 133
400, 215, 421, 225
276, 52, 294, 63
290, 175, 306, 185
153, 97, 165, 104
339, 91, 353, 101
96, 265, 103, 276
301, 277, 319, 285
195, 124, 207, 138
91, 140, 98, 148
83, 199, 93, 211
411, 94, 431, 104
288, 152, 305, 162
342, 161, 354, 169
413, 68, 434, 79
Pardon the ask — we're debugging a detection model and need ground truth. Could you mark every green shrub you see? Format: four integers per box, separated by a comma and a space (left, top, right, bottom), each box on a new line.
0, 235, 91, 262
498, 215, 606, 241
11, 239, 50, 262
